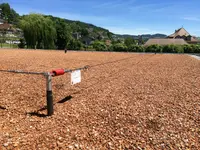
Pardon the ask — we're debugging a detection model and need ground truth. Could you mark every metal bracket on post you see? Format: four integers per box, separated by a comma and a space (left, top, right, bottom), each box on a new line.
46, 72, 53, 116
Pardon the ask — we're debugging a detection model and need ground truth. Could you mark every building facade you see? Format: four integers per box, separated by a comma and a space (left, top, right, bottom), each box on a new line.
167, 28, 199, 44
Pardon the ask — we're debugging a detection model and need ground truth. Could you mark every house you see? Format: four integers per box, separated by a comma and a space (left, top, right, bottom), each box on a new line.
0, 18, 4, 24
0, 23, 15, 35
0, 8, 4, 24
167, 27, 199, 44
145, 27, 200, 46
0, 23, 21, 44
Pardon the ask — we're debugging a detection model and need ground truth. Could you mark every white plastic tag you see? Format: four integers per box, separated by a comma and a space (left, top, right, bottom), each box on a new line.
71, 70, 81, 85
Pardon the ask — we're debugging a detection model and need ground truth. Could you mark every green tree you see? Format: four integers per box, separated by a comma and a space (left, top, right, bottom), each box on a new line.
80, 28, 89, 37
67, 38, 82, 50
107, 32, 113, 40
18, 38, 26, 48
145, 44, 162, 53
0, 3, 20, 24
128, 45, 144, 52
20, 14, 56, 49
93, 41, 107, 51
55, 19, 71, 50
0, 3, 10, 20
124, 37, 136, 47
112, 43, 127, 52
163, 45, 183, 53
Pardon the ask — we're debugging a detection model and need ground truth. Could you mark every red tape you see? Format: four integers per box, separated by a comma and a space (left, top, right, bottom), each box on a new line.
51, 69, 65, 76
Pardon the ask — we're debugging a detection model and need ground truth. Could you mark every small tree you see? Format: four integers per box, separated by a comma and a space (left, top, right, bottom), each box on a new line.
20, 14, 56, 49
190, 45, 200, 53
124, 37, 136, 47
55, 19, 71, 50
145, 44, 162, 53
128, 45, 144, 52
112, 43, 127, 52
67, 39, 82, 50
93, 41, 107, 51
18, 38, 26, 48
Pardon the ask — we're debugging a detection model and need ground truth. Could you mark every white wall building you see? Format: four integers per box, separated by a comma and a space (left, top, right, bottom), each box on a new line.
0, 8, 3, 24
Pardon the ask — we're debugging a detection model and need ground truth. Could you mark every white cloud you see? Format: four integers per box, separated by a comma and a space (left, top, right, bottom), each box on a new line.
182, 17, 200, 21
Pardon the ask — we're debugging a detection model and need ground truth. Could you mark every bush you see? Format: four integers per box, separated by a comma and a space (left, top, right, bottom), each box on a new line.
162, 45, 169, 53
183, 45, 193, 53
145, 44, 162, 53
112, 43, 127, 52
162, 45, 184, 53
93, 41, 107, 51
67, 39, 82, 50
175, 45, 184, 53
191, 45, 200, 53
108, 45, 113, 51
18, 38, 26, 48
128, 45, 144, 52
87, 45, 95, 51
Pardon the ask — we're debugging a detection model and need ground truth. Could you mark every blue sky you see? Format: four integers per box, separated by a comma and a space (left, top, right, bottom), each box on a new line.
2, 0, 200, 36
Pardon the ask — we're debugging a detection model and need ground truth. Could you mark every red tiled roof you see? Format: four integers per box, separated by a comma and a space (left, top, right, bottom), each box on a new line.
0, 23, 13, 30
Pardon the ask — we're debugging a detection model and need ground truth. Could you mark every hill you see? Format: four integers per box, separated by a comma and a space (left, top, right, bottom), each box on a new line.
45, 15, 113, 40
0, 2, 167, 42
115, 33, 167, 39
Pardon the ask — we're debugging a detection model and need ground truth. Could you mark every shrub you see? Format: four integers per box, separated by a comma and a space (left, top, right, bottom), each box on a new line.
145, 44, 162, 53
183, 45, 193, 53
176, 45, 184, 53
18, 38, 26, 48
191, 45, 200, 53
67, 39, 82, 50
87, 45, 95, 51
162, 45, 184, 53
93, 41, 107, 51
108, 45, 114, 51
163, 45, 171, 53
112, 43, 127, 52
128, 45, 144, 52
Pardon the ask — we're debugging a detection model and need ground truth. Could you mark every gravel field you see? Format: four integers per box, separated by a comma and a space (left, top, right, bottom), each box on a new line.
0, 49, 200, 150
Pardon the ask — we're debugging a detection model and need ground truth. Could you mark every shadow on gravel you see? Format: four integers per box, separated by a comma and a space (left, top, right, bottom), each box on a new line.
27, 112, 47, 118
0, 106, 6, 110
57, 95, 72, 103
26, 95, 73, 118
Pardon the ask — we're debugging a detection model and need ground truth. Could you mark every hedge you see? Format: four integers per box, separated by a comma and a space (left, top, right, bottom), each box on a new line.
92, 43, 200, 53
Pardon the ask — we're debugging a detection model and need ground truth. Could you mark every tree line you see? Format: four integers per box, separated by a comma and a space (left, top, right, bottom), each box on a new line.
0, 3, 113, 50
92, 43, 200, 53
0, 3, 20, 24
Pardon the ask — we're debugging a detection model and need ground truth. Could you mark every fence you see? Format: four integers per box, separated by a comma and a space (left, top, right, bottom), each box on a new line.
0, 66, 89, 116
